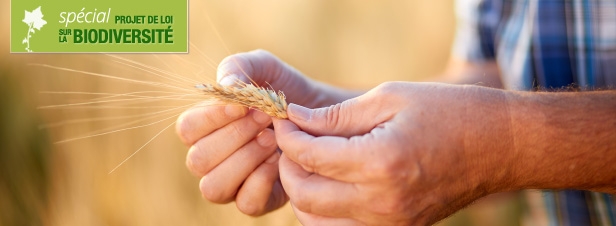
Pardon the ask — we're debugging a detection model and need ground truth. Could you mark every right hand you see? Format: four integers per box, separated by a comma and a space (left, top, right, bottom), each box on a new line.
175, 49, 356, 216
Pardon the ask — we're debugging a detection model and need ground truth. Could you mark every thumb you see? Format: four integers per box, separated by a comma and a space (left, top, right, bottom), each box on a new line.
216, 49, 299, 89
286, 97, 390, 137
216, 50, 258, 86
216, 50, 319, 107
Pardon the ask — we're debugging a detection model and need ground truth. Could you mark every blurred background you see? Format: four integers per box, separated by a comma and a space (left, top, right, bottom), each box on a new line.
0, 0, 527, 225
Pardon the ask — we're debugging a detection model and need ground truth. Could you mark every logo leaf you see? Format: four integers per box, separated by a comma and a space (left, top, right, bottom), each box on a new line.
23, 6, 46, 30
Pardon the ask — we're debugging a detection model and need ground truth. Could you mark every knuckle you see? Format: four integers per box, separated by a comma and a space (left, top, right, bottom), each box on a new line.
176, 105, 229, 146
236, 197, 267, 216
296, 150, 316, 172
251, 49, 281, 69
364, 152, 403, 180
219, 53, 243, 68
228, 113, 262, 141
175, 112, 194, 145
200, 176, 232, 204
376, 81, 398, 92
320, 100, 357, 136
374, 196, 405, 216
218, 54, 252, 80
290, 186, 313, 213
371, 81, 403, 100
252, 48, 271, 57
186, 145, 206, 176
324, 103, 342, 132
227, 121, 246, 140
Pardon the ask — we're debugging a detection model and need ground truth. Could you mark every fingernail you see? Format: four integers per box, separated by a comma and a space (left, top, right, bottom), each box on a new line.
288, 104, 311, 121
219, 74, 239, 87
253, 110, 271, 124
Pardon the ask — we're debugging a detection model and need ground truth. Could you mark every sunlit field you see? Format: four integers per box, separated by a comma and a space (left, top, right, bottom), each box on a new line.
1, 1, 526, 225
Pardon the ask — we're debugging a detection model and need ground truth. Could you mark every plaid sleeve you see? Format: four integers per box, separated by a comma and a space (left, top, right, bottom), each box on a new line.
451, 0, 499, 62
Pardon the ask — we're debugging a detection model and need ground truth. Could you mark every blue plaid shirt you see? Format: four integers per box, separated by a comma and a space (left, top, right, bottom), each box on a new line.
453, 0, 616, 225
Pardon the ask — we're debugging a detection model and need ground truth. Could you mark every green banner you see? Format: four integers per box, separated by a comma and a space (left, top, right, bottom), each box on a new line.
10, 0, 188, 53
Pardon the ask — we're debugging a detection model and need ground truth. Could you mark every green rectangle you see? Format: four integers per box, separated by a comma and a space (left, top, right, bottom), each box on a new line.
11, 0, 188, 53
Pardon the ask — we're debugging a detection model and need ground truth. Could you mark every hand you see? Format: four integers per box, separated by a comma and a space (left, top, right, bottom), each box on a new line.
273, 82, 515, 225
176, 50, 357, 215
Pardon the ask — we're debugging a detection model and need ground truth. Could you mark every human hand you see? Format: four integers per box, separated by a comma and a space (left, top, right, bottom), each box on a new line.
176, 50, 357, 215
274, 82, 515, 225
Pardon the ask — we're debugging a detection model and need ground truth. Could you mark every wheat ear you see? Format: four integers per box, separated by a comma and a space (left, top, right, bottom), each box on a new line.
195, 82, 288, 119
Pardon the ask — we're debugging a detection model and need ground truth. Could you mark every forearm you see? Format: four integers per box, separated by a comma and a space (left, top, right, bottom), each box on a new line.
505, 90, 616, 193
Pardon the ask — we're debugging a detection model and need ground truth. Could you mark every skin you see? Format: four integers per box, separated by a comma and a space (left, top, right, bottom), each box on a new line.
176, 49, 356, 215
176, 49, 616, 224
275, 83, 616, 225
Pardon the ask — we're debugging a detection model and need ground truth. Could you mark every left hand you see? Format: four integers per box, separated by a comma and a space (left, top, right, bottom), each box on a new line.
273, 82, 516, 225
177, 50, 357, 216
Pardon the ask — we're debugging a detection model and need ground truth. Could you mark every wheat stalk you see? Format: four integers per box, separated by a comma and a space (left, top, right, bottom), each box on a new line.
195, 82, 288, 119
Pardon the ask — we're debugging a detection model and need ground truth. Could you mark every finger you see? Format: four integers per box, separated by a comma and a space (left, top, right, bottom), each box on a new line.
285, 92, 395, 138
217, 50, 316, 104
292, 205, 362, 226
199, 129, 277, 204
274, 119, 387, 182
279, 154, 359, 218
186, 110, 271, 177
176, 102, 247, 146
235, 151, 288, 216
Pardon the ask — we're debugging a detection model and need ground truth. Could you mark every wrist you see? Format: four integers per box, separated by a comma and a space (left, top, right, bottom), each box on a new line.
461, 85, 518, 194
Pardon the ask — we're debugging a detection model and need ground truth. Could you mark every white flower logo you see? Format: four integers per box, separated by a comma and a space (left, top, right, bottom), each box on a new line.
22, 6, 47, 52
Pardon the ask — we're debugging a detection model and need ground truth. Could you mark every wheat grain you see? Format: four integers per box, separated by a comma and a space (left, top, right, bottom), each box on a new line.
195, 82, 288, 119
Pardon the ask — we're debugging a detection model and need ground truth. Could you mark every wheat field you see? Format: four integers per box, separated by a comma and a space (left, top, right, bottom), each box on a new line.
0, 0, 525, 225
